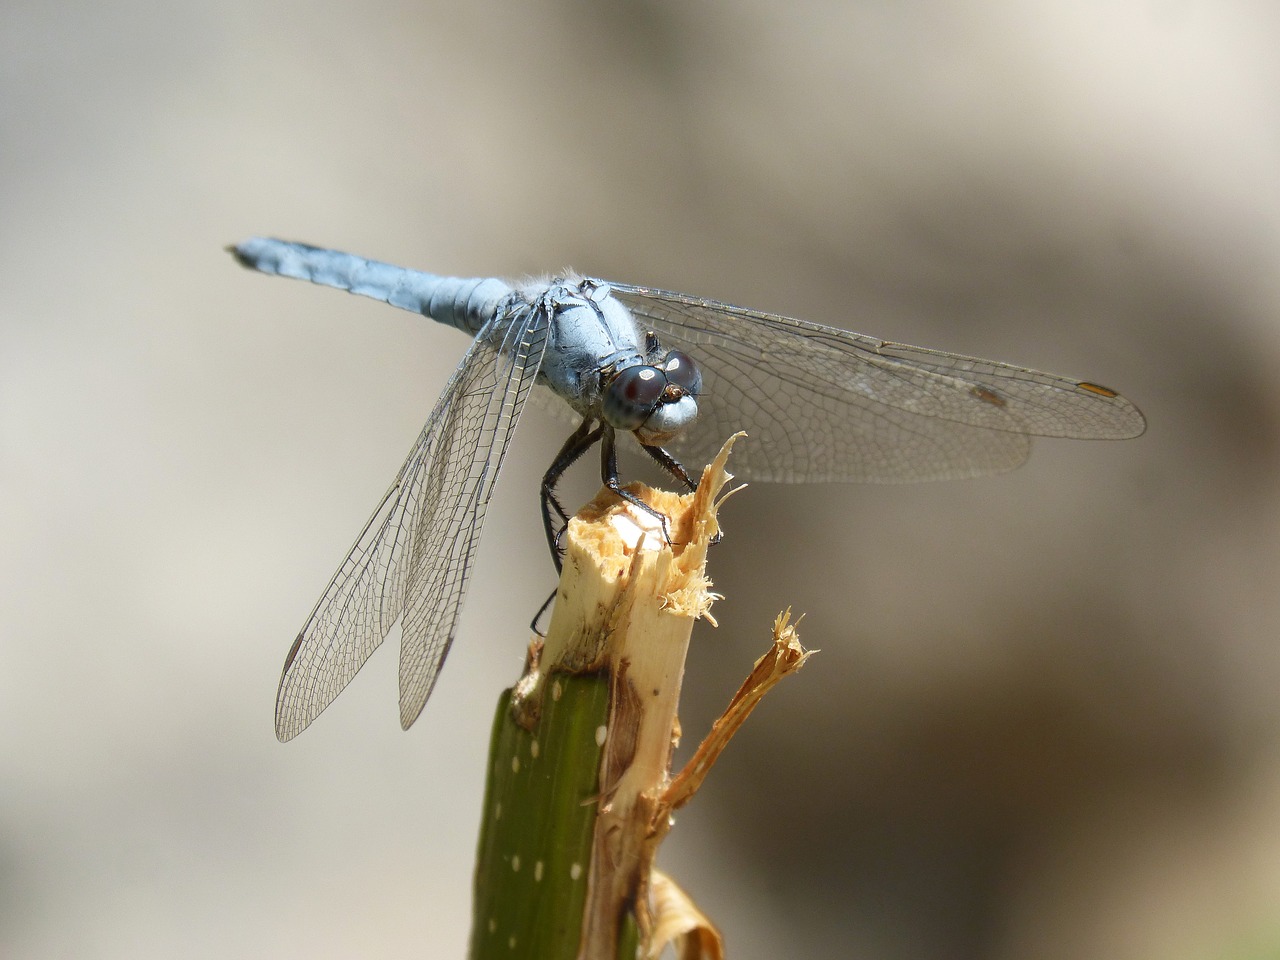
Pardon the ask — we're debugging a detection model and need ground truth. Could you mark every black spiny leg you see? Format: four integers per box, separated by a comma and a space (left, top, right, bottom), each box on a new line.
600, 426, 674, 545
641, 443, 698, 493
533, 428, 697, 637
531, 417, 605, 638
541, 418, 604, 572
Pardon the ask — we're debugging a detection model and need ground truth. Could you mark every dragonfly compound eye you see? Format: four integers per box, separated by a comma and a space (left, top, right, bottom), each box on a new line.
604, 365, 667, 430
661, 350, 702, 396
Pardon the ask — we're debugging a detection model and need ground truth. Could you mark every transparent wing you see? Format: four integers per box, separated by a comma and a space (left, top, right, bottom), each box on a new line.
274, 306, 550, 740
605, 283, 1146, 483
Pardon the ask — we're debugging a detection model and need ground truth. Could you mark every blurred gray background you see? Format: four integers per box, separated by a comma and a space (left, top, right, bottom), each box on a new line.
4, 1, 1279, 957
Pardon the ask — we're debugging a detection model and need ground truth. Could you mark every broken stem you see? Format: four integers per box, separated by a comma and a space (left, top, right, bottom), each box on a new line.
469, 434, 811, 960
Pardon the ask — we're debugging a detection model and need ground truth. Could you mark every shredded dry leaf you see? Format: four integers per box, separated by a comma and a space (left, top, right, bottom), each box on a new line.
664, 609, 813, 811
647, 870, 724, 960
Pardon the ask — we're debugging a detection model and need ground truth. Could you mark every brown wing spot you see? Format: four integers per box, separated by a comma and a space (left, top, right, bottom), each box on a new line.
282, 632, 306, 673
970, 385, 1006, 407
1077, 381, 1120, 398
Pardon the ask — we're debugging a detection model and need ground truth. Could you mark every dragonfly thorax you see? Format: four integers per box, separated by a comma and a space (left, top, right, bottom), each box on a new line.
532, 279, 702, 446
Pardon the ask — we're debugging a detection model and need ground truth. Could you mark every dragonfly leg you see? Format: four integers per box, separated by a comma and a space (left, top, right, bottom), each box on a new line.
541, 418, 604, 571
601, 427, 673, 545
529, 585, 557, 638
640, 443, 698, 492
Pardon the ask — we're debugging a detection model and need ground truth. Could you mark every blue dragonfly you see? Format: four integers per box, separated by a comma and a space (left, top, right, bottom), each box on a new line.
230, 238, 1145, 740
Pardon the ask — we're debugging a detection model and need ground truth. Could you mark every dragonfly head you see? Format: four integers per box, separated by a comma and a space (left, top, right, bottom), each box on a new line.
602, 349, 702, 444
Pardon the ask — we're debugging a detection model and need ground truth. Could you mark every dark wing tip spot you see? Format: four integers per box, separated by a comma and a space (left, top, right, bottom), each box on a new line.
1077, 381, 1120, 398
281, 632, 306, 674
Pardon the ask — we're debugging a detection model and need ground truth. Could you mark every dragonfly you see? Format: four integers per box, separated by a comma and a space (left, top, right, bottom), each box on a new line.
230, 237, 1145, 741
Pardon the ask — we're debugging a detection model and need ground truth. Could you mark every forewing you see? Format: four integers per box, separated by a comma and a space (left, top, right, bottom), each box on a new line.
274, 306, 550, 740
606, 283, 1145, 483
